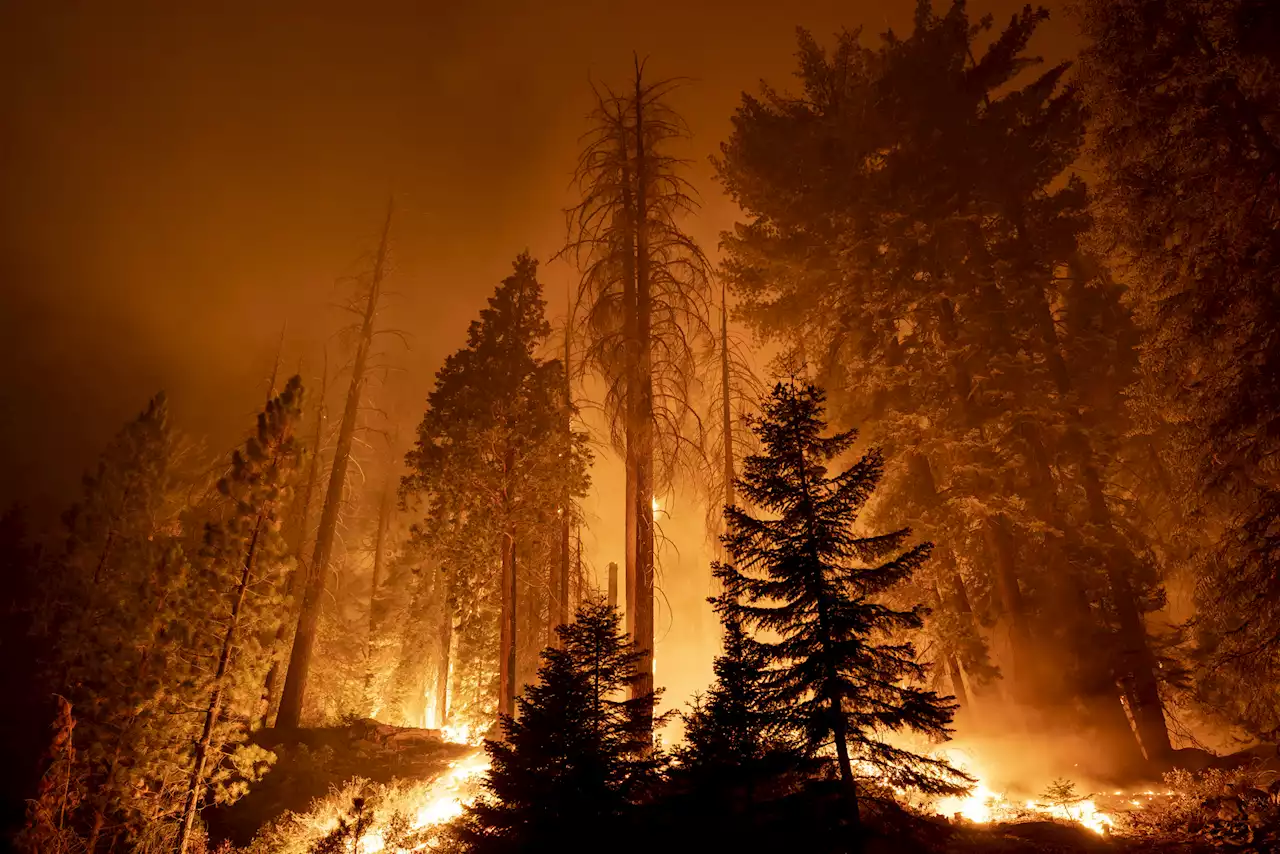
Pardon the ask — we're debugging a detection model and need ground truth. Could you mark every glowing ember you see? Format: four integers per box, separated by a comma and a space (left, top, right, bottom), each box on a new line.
442, 722, 484, 746
359, 751, 490, 853
931, 750, 1114, 835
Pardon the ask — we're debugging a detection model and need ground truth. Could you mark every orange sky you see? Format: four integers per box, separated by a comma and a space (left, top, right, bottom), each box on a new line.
0, 0, 1079, 714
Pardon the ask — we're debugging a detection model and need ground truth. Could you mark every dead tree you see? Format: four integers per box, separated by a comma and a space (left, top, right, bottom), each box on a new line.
277, 204, 393, 729
561, 60, 712, 738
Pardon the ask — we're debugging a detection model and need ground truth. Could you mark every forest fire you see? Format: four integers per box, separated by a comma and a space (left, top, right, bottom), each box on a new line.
358, 752, 490, 853
934, 782, 1115, 835
930, 751, 1115, 836
9, 1, 1280, 853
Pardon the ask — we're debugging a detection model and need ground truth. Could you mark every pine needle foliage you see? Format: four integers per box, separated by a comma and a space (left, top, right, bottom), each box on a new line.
1077, 0, 1280, 737
677, 605, 811, 795
714, 379, 969, 815
453, 600, 664, 854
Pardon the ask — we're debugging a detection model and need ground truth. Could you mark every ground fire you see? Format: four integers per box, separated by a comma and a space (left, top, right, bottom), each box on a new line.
5, 1, 1280, 853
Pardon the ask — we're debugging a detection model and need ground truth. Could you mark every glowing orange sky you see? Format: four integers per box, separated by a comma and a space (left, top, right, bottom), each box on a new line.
0, 0, 1078, 713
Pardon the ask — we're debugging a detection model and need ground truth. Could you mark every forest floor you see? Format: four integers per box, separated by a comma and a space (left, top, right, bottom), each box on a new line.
206, 724, 1280, 854
205, 719, 472, 849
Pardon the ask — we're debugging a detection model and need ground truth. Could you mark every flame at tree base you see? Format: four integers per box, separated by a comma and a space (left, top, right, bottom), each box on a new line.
930, 749, 1115, 836
358, 750, 490, 853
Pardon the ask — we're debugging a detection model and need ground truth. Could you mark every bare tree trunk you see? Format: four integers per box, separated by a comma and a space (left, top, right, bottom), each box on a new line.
551, 303, 572, 640
277, 203, 392, 729
928, 579, 970, 713
499, 521, 517, 720
574, 528, 584, 608
721, 280, 736, 514
985, 517, 1034, 692
621, 150, 639, 646
553, 516, 569, 640
435, 569, 453, 729
607, 562, 618, 610
174, 521, 261, 854
1029, 252, 1171, 763
631, 63, 656, 738
830, 695, 861, 831
363, 476, 393, 713
946, 654, 969, 712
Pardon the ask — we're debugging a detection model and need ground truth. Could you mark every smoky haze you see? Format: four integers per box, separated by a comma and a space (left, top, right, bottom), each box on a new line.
0, 0, 1076, 731
0, 0, 1075, 512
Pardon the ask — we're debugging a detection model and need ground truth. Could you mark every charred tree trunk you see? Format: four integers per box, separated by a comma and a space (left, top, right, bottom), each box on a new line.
631, 64, 656, 737
435, 569, 453, 729
499, 430, 518, 721
1028, 251, 1171, 763
621, 151, 639, 646
929, 580, 970, 712
985, 517, 1034, 688
174, 521, 261, 854
499, 535, 519, 722
829, 694, 861, 832
363, 477, 393, 712
277, 203, 392, 729
574, 528, 584, 608
552, 305, 572, 640
721, 281, 736, 513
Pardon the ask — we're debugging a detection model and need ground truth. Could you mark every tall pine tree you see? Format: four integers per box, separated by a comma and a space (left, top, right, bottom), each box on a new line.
1077, 0, 1280, 738
718, 1, 1172, 768
402, 254, 590, 727
715, 380, 966, 829
563, 63, 713, 731
174, 376, 306, 854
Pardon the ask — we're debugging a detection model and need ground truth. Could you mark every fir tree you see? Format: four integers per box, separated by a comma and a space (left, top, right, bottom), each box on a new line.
715, 380, 967, 829
676, 602, 810, 802
43, 393, 194, 849
1077, 0, 1280, 738
717, 1, 1172, 767
453, 600, 663, 854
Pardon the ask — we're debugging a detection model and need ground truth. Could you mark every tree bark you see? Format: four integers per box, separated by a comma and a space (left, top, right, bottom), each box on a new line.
174, 521, 260, 854
622, 149, 639, 647
553, 294, 572, 638
1027, 251, 1172, 763
363, 477, 392, 713
631, 63, 656, 739
435, 569, 453, 729
277, 202, 391, 729
830, 695, 861, 832
499, 514, 517, 720
946, 653, 969, 712
721, 280, 736, 513
985, 516, 1034, 693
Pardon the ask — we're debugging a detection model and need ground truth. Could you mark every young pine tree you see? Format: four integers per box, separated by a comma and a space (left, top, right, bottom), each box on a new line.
453, 600, 662, 854
715, 380, 967, 829
675, 602, 810, 802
